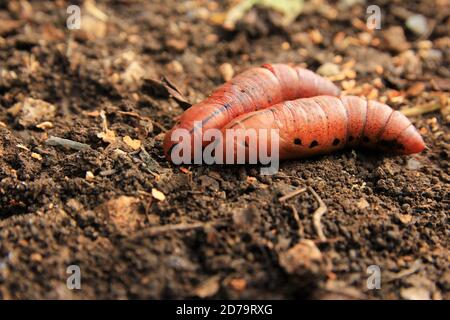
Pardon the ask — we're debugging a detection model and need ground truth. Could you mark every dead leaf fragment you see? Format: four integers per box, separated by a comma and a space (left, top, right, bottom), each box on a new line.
142, 77, 191, 109
224, 0, 304, 29
97, 130, 116, 143
97, 110, 116, 143
123, 136, 141, 150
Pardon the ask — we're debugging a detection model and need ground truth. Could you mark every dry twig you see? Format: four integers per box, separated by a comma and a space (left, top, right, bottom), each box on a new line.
278, 187, 307, 202
401, 102, 442, 117
45, 136, 90, 150
308, 187, 328, 242
384, 259, 422, 283
278, 186, 307, 238
138, 219, 228, 237
288, 204, 304, 238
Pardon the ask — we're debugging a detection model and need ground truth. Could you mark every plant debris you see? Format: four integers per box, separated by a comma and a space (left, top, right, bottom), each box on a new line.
45, 136, 90, 150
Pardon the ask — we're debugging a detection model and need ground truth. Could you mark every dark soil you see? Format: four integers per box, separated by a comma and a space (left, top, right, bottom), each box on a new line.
0, 0, 448, 299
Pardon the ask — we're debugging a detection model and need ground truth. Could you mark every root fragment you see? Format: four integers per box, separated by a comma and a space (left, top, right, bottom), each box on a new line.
309, 187, 328, 242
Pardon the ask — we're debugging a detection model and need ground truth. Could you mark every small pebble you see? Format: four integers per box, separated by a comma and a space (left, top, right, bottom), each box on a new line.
219, 63, 234, 82
85, 171, 95, 181
356, 198, 369, 210
309, 29, 323, 44
407, 158, 422, 170
152, 188, 166, 201
167, 60, 184, 73
406, 14, 429, 36
166, 38, 187, 52
317, 62, 340, 77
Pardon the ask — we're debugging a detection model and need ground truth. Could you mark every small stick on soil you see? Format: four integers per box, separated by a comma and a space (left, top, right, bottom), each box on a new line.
308, 187, 327, 242
45, 136, 90, 150
288, 204, 304, 238
401, 102, 441, 117
99, 169, 117, 176
384, 259, 422, 283
275, 177, 328, 241
139, 219, 228, 237
278, 187, 307, 202
278, 187, 306, 237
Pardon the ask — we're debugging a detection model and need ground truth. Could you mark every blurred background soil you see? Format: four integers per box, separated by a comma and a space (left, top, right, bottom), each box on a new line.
0, 0, 448, 299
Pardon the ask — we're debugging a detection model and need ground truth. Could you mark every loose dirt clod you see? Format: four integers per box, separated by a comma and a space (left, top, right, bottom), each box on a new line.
97, 196, 143, 234
7, 98, 56, 127
279, 240, 323, 274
